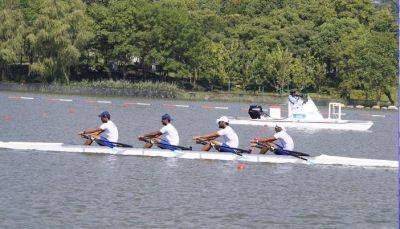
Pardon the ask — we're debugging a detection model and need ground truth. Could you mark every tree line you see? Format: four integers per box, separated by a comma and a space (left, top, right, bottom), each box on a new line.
0, 0, 397, 104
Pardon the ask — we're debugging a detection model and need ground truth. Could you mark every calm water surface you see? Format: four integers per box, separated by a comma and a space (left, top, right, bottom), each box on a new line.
0, 91, 397, 228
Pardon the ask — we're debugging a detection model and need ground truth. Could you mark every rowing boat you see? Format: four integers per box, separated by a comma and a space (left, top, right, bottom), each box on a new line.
0, 141, 397, 168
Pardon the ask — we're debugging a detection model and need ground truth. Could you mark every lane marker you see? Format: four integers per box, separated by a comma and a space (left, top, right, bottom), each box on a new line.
59, 99, 73, 102
201, 105, 229, 110
136, 102, 151, 106
164, 104, 190, 108
123, 102, 152, 107
371, 114, 385, 117
122, 102, 133, 107
48, 98, 73, 102
85, 100, 96, 103
7, 96, 35, 100
97, 100, 112, 104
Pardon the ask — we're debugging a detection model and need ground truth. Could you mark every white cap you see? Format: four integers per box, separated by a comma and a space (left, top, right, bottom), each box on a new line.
216, 116, 229, 124
274, 124, 286, 132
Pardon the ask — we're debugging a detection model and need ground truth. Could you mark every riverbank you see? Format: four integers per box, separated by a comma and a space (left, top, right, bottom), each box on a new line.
0, 81, 328, 105
0, 81, 396, 108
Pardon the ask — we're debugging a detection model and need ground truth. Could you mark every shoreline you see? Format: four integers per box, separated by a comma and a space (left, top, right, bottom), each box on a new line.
0, 82, 293, 104
0, 82, 396, 110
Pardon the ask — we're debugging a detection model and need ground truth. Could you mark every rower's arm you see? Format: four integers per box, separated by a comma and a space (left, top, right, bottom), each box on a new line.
143, 131, 162, 139
194, 132, 219, 141
81, 127, 103, 135
257, 137, 276, 143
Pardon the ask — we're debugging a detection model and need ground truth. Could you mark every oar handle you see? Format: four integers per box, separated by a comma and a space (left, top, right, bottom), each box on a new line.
80, 134, 133, 148
140, 137, 192, 151
195, 138, 250, 156
255, 143, 308, 161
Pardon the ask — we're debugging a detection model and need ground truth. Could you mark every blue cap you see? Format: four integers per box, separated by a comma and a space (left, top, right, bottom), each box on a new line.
98, 111, 111, 119
161, 114, 172, 121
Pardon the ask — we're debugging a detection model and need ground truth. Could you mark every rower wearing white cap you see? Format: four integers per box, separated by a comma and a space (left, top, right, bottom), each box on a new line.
193, 116, 239, 153
250, 125, 294, 155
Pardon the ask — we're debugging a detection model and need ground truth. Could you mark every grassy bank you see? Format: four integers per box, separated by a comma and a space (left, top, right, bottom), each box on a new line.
0, 80, 184, 99
0, 80, 314, 104
0, 80, 396, 106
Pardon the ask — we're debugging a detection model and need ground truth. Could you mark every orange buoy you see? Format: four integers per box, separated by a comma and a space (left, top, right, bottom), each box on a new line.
237, 163, 246, 171
3, 115, 10, 122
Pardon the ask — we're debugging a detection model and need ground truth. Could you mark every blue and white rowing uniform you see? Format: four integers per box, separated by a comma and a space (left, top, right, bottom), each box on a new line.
97, 120, 118, 147
273, 130, 294, 155
158, 123, 179, 151
217, 126, 239, 153
97, 136, 114, 148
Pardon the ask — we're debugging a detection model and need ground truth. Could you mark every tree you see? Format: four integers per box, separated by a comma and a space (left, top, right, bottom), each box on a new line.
358, 31, 397, 105
0, 0, 25, 81
27, 0, 93, 83
252, 46, 295, 93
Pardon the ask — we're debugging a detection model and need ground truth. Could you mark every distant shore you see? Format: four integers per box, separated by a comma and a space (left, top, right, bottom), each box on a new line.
0, 81, 396, 109
0, 81, 329, 105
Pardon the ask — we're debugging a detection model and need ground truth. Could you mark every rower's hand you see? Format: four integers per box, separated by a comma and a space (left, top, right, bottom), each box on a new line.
138, 136, 145, 141
250, 143, 258, 147
250, 138, 259, 143
192, 136, 200, 140
78, 131, 84, 136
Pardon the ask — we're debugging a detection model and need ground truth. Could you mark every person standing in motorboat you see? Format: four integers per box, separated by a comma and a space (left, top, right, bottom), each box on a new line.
288, 90, 305, 117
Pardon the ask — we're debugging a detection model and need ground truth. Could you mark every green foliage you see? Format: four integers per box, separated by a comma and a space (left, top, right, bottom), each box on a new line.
67, 79, 183, 98
0, 0, 397, 104
26, 0, 93, 83
0, 1, 25, 80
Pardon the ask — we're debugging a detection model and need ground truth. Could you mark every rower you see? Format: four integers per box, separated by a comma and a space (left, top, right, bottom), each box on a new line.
78, 111, 119, 146
193, 116, 239, 153
250, 125, 294, 155
138, 114, 179, 150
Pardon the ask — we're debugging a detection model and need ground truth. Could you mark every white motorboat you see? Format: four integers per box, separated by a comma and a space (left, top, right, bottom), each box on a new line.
229, 98, 373, 131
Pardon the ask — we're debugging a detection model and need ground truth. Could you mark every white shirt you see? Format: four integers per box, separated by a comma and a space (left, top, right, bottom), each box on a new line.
160, 123, 179, 145
100, 120, 119, 142
217, 126, 239, 148
273, 131, 294, 151
288, 95, 304, 117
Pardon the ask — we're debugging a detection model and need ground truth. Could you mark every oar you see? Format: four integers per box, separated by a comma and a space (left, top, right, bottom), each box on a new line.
195, 139, 251, 156
255, 142, 308, 161
81, 134, 133, 148
140, 137, 192, 151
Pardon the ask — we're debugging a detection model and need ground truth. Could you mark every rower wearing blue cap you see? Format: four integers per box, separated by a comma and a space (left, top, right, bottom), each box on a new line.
138, 114, 180, 150
78, 111, 119, 146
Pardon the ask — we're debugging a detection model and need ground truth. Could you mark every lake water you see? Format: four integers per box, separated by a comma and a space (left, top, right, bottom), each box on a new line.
0, 91, 397, 228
